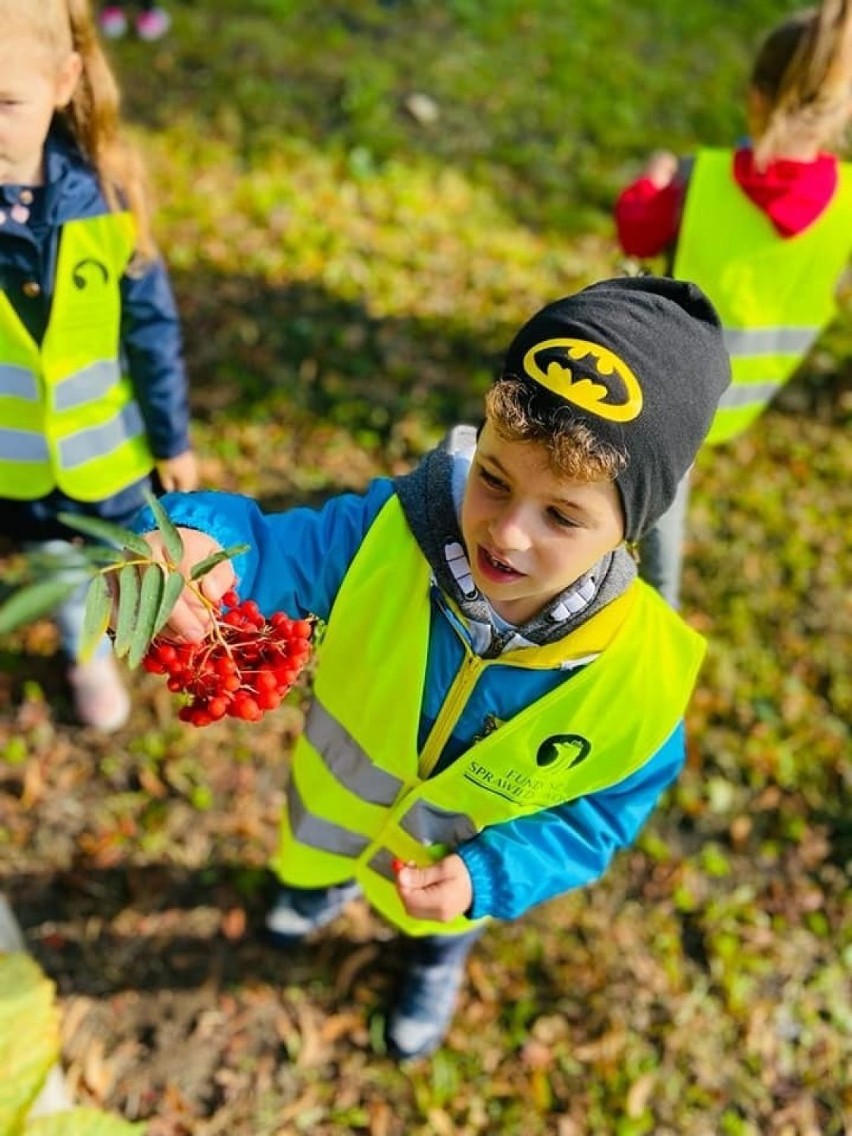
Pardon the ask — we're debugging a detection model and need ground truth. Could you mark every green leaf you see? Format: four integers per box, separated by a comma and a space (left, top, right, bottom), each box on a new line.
152, 570, 187, 638
138, 563, 166, 631
79, 546, 130, 567
145, 493, 184, 564
0, 954, 146, 1136
188, 544, 249, 581
112, 564, 140, 659
126, 566, 166, 670
0, 579, 79, 636
0, 952, 60, 1134
78, 574, 112, 662
57, 512, 152, 557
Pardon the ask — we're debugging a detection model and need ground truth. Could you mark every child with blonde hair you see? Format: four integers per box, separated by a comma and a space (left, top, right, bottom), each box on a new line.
615, 0, 852, 605
0, 0, 196, 729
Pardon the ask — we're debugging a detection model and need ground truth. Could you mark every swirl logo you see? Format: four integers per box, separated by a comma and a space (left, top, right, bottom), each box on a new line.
72, 258, 110, 290
536, 733, 591, 770
523, 337, 643, 422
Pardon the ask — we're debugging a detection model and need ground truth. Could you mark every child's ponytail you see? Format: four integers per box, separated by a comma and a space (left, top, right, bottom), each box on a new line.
64, 0, 156, 262
753, 0, 852, 167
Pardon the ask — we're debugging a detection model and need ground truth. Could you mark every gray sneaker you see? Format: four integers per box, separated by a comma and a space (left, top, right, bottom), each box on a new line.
265, 882, 360, 945
385, 960, 466, 1060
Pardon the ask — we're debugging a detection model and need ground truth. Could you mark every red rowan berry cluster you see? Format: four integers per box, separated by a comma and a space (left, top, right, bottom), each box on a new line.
141, 589, 313, 727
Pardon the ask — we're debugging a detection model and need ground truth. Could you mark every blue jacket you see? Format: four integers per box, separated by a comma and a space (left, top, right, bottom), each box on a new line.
141, 470, 686, 924
0, 126, 190, 532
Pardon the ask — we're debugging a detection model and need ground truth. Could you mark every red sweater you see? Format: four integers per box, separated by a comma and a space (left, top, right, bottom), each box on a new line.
615, 148, 839, 258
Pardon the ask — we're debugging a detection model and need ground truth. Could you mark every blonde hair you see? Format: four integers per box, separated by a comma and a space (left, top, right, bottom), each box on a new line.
2, 0, 156, 260
485, 377, 627, 483
752, 0, 852, 166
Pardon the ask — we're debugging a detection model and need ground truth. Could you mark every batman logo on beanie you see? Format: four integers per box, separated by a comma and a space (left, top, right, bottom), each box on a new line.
522, 338, 644, 423
499, 276, 732, 541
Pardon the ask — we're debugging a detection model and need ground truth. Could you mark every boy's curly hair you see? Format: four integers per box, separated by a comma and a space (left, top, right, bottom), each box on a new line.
485, 376, 628, 483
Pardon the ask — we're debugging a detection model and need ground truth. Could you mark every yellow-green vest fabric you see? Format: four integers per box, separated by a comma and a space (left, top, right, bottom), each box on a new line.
673, 148, 852, 444
0, 212, 154, 501
271, 496, 706, 937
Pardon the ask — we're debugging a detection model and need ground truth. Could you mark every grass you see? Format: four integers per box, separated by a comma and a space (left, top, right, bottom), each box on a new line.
0, 0, 850, 1133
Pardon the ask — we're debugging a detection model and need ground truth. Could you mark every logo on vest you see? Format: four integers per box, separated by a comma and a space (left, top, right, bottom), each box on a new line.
72, 258, 110, 290
464, 732, 594, 810
522, 337, 643, 422
536, 733, 591, 769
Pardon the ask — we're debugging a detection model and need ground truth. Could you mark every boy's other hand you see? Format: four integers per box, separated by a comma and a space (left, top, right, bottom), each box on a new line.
395, 854, 473, 922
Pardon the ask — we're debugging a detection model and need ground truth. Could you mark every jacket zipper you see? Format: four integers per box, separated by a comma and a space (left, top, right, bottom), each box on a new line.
417, 650, 486, 779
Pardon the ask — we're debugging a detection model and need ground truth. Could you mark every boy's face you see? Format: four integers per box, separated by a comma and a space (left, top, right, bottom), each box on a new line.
461, 421, 625, 626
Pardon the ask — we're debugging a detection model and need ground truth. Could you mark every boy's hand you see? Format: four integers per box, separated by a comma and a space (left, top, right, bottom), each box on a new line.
394, 854, 473, 922
131, 528, 236, 643
156, 449, 199, 492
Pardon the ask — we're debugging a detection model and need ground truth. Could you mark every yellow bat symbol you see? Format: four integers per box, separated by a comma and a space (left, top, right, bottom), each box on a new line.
523, 337, 643, 422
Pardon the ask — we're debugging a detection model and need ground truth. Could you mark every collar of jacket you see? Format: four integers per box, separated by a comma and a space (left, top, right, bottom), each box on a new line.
39, 125, 106, 226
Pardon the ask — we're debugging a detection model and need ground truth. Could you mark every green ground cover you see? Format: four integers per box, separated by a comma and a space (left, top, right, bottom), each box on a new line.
1, 1, 849, 1133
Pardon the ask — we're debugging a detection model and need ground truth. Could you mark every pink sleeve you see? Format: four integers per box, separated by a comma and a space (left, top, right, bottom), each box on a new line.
614, 176, 684, 258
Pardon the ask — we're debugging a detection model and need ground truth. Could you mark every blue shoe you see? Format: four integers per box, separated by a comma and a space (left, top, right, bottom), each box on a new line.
385, 960, 466, 1060
265, 882, 360, 946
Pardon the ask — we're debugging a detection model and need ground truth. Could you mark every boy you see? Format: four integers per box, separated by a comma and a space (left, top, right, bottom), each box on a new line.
129, 276, 730, 1060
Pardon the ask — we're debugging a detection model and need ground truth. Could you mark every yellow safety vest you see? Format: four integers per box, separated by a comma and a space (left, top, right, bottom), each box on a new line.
271, 496, 706, 936
673, 149, 852, 444
0, 212, 154, 501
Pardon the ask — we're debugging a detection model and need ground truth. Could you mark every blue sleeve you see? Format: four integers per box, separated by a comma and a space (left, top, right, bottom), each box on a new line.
458, 721, 686, 920
132, 480, 395, 620
120, 258, 191, 459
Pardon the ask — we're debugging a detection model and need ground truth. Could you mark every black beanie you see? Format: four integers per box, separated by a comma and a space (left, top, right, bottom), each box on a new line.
498, 276, 731, 541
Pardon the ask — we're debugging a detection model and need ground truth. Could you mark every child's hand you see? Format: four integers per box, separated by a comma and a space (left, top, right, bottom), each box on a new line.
132, 528, 236, 643
642, 149, 678, 189
157, 449, 199, 492
394, 854, 473, 922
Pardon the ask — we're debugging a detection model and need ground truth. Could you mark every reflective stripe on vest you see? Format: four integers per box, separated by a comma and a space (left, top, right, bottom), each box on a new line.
59, 402, 146, 468
673, 149, 852, 444
0, 363, 38, 400
54, 359, 122, 411
271, 496, 706, 937
0, 428, 50, 462
0, 213, 154, 500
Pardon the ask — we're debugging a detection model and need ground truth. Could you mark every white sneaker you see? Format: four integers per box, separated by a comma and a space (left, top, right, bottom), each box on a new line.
68, 655, 131, 733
